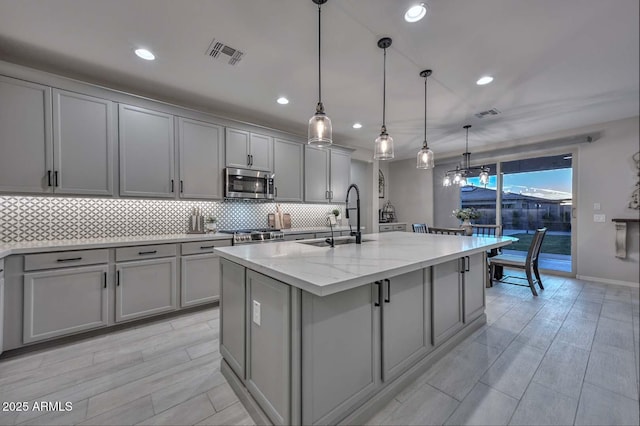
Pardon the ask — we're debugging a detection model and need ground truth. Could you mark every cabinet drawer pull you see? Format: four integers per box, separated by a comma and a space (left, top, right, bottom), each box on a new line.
56, 257, 82, 263
116, 270, 120, 286
138, 250, 158, 255
200, 245, 215, 250
0, 268, 4, 273
384, 279, 391, 303
103, 271, 107, 289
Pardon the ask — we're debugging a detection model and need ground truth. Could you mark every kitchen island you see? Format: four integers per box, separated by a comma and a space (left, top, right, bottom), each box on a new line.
214, 231, 514, 426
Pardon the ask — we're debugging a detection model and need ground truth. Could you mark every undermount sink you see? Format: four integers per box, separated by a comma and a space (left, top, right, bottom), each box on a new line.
298, 237, 374, 247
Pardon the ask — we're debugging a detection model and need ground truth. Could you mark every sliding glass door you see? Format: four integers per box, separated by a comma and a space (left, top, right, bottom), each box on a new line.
500, 153, 574, 273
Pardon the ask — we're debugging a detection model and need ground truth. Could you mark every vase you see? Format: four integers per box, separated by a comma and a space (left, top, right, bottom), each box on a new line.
461, 219, 473, 236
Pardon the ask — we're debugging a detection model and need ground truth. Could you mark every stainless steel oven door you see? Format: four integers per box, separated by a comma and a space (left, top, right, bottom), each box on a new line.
225, 168, 275, 199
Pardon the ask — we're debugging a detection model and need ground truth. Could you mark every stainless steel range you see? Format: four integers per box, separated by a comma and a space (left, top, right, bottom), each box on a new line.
219, 228, 284, 245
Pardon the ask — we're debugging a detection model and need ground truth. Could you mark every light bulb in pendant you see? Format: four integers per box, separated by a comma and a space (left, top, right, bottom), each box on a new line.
443, 175, 451, 187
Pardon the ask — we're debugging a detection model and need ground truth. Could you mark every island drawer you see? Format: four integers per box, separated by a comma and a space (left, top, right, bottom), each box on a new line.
24, 249, 109, 271
116, 244, 176, 262
379, 224, 394, 232
181, 240, 231, 255
393, 224, 406, 231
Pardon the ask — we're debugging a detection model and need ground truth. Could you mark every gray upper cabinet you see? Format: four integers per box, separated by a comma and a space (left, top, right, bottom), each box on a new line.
119, 104, 175, 198
178, 117, 223, 199
304, 146, 330, 203
381, 269, 432, 382
225, 128, 273, 172
432, 259, 464, 346
304, 146, 351, 203
53, 89, 114, 196
329, 149, 351, 202
0, 76, 52, 194
273, 138, 303, 202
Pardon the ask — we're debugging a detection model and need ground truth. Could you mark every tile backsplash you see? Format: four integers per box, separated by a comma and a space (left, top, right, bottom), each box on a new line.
0, 196, 344, 243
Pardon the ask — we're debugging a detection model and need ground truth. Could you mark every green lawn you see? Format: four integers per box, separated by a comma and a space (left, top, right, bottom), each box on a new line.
507, 233, 571, 255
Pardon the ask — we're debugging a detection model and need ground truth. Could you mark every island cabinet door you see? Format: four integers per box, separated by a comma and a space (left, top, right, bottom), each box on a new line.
220, 258, 247, 380
301, 284, 381, 426
432, 259, 464, 346
463, 253, 486, 323
245, 271, 291, 425
381, 268, 432, 383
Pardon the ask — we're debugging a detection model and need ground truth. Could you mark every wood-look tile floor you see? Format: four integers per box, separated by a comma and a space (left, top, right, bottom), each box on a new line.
0, 276, 638, 425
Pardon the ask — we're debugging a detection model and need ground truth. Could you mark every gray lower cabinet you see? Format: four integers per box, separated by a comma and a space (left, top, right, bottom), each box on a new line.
463, 253, 486, 323
23, 264, 109, 343
302, 284, 380, 426
381, 269, 432, 382
220, 258, 247, 379
432, 259, 464, 345
246, 271, 291, 425
181, 253, 221, 307
115, 257, 177, 322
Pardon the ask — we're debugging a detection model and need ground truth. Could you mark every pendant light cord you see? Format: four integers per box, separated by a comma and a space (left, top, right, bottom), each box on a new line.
318, 4, 322, 104
423, 75, 427, 145
382, 47, 387, 128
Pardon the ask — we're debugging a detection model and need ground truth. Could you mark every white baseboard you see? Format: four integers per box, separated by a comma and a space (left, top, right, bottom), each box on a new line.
576, 275, 640, 288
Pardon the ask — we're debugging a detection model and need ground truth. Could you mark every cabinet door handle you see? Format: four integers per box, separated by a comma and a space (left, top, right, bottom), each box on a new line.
103, 271, 107, 289
138, 250, 157, 255
374, 281, 382, 307
200, 245, 215, 250
54, 171, 59, 187
180, 180, 184, 193
274, 187, 278, 197
465, 256, 470, 272
47, 170, 52, 187
57, 257, 82, 263
170, 179, 174, 192
116, 270, 120, 286
247, 154, 251, 166
384, 279, 391, 303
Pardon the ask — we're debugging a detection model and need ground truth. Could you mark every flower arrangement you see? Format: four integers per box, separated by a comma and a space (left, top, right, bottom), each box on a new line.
452, 208, 480, 221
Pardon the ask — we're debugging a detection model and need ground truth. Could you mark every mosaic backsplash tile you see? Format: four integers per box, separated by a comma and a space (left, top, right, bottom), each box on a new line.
0, 196, 344, 243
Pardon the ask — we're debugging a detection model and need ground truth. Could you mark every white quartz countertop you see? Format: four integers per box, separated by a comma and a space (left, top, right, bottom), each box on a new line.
0, 233, 232, 259
215, 231, 515, 296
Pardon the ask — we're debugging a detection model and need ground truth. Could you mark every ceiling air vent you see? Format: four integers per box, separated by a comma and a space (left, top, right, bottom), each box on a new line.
474, 108, 501, 119
206, 38, 244, 65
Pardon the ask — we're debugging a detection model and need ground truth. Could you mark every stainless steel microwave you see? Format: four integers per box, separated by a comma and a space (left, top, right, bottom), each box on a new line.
225, 168, 275, 200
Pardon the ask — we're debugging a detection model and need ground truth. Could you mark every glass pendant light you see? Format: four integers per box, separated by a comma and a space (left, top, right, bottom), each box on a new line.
443, 175, 452, 186
417, 69, 434, 169
308, 0, 332, 147
479, 168, 489, 185
374, 37, 394, 160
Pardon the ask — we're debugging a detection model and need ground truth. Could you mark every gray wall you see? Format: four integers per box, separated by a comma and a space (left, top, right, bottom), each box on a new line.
575, 116, 639, 285
388, 158, 434, 227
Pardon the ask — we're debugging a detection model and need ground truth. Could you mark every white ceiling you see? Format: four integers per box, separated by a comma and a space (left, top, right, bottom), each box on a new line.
0, 0, 637, 160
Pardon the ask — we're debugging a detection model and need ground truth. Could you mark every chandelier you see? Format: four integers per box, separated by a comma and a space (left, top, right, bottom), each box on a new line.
443, 125, 489, 187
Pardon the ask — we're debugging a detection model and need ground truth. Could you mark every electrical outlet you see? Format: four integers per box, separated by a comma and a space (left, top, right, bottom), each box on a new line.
252, 300, 261, 326
593, 214, 606, 223
593, 203, 601, 210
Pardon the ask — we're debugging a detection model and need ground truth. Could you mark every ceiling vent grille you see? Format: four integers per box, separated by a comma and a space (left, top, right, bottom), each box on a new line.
474, 108, 501, 119
206, 38, 244, 65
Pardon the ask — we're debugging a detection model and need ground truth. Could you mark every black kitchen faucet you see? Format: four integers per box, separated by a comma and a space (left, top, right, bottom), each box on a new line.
345, 183, 362, 244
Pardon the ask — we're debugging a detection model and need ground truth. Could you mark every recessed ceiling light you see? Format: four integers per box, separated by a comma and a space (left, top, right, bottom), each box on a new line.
404, 3, 427, 23
352, 123, 362, 129
134, 48, 155, 61
476, 75, 494, 85
276, 97, 289, 105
